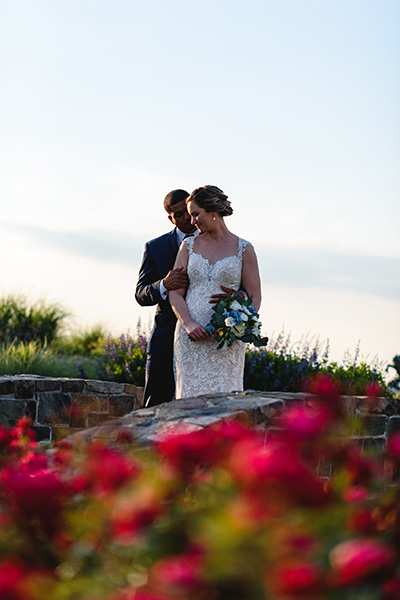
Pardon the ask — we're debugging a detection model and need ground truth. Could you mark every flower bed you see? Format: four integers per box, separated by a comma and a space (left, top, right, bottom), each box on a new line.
0, 375, 399, 600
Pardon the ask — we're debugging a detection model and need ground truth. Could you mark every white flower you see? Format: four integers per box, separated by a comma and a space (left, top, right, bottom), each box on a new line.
240, 313, 249, 322
230, 300, 242, 311
233, 322, 246, 336
225, 316, 236, 327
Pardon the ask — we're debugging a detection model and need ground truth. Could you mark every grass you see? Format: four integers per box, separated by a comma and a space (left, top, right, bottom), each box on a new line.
0, 294, 67, 346
0, 340, 98, 379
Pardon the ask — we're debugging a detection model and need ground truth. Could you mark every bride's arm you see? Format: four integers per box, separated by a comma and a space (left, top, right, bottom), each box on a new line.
169, 244, 210, 341
241, 245, 262, 313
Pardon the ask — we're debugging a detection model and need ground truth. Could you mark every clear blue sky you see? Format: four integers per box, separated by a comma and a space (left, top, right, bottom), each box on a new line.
1, 0, 399, 365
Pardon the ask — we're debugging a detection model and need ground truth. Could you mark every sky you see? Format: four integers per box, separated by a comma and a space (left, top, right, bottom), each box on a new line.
1, 0, 399, 368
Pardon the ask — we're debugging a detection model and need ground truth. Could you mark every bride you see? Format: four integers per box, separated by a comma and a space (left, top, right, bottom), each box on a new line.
169, 185, 262, 400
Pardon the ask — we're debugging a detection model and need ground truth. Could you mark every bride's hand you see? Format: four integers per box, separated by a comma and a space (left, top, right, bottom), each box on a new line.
209, 285, 246, 304
185, 320, 210, 341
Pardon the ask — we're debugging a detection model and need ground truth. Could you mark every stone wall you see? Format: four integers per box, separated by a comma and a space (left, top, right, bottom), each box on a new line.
1, 376, 399, 455
0, 375, 144, 442
68, 389, 400, 452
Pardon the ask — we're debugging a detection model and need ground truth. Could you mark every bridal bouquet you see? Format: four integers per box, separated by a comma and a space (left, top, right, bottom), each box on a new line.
205, 293, 269, 349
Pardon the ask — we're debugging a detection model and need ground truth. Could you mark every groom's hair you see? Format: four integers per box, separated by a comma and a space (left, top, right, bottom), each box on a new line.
164, 189, 189, 213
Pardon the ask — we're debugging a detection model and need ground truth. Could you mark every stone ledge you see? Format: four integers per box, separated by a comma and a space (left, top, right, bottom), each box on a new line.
67, 391, 288, 445
66, 390, 400, 448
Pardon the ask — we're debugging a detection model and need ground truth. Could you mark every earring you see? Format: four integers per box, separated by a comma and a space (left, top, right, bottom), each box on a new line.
212, 214, 216, 221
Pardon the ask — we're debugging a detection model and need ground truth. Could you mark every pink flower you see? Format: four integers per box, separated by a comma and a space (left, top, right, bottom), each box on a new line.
330, 539, 396, 585
230, 440, 330, 508
152, 552, 204, 590
365, 380, 382, 398
343, 486, 369, 502
0, 559, 32, 600
111, 488, 164, 543
307, 373, 340, 399
280, 403, 333, 441
1, 453, 68, 536
156, 428, 217, 477
271, 560, 324, 597
83, 442, 141, 494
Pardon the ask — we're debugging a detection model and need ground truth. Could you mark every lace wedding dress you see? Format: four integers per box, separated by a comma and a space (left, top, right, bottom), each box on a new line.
174, 236, 252, 399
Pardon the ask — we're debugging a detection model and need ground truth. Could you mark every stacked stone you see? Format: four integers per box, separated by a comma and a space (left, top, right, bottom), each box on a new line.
66, 389, 400, 448
0, 375, 144, 442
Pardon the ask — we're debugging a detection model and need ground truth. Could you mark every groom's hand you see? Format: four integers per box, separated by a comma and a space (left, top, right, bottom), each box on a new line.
209, 285, 244, 304
163, 267, 189, 291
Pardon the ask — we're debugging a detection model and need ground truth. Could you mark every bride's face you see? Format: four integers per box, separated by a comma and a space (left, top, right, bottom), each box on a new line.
187, 200, 213, 232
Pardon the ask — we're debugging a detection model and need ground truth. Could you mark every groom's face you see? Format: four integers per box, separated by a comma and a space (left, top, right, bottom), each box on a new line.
168, 200, 196, 234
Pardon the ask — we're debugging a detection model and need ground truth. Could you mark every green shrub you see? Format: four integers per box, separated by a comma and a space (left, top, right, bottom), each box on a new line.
96, 333, 147, 385
387, 355, 400, 395
0, 294, 67, 346
55, 324, 108, 357
245, 333, 387, 395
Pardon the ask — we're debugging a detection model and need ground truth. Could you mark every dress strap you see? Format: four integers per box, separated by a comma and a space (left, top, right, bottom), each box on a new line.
237, 238, 252, 260
185, 235, 196, 254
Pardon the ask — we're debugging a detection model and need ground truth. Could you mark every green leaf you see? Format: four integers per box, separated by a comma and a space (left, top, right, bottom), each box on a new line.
253, 336, 269, 347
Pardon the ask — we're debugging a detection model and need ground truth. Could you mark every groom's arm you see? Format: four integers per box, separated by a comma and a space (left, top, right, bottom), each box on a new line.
135, 243, 165, 307
135, 242, 188, 307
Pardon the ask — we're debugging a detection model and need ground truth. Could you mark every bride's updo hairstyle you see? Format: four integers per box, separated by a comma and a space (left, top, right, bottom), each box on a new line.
187, 185, 233, 217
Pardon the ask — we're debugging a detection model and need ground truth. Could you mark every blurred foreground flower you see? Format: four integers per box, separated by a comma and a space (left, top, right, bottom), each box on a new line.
0, 379, 398, 599
330, 539, 396, 586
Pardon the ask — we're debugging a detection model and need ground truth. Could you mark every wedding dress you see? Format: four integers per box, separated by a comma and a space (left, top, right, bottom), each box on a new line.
174, 236, 252, 399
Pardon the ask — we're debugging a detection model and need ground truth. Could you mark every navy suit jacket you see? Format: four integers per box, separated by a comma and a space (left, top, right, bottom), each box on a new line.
135, 229, 179, 355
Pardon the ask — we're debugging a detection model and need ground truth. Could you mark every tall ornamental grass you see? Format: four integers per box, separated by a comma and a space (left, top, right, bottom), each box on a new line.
55, 325, 109, 357
0, 340, 99, 379
0, 294, 67, 346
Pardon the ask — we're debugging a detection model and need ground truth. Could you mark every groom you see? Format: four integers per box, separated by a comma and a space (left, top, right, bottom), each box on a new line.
135, 189, 198, 407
